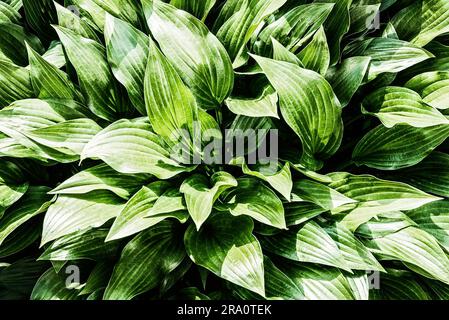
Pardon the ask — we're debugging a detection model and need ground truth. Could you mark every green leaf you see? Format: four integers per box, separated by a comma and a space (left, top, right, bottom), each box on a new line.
396, 152, 449, 198
0, 2, 20, 24
405, 71, 449, 110
252, 54, 343, 171
39, 228, 120, 262
297, 26, 330, 75
407, 201, 449, 252
280, 262, 356, 300
180, 172, 237, 230
31, 268, 81, 300
81, 118, 195, 179
54, 26, 122, 121
253, 3, 334, 56
325, 223, 384, 272
291, 179, 356, 210
26, 44, 81, 101
0, 23, 44, 66
221, 177, 286, 229
352, 124, 449, 170
54, 2, 101, 41
107, 182, 188, 241
285, 202, 326, 227
233, 159, 292, 200
144, 36, 198, 141
0, 186, 52, 245
271, 37, 303, 66
0, 159, 28, 215
344, 37, 434, 81
24, 118, 102, 156
104, 220, 186, 300
392, 0, 449, 47
214, 0, 287, 64
356, 211, 418, 239
230, 256, 303, 300
328, 172, 441, 231
147, 187, 187, 216
370, 270, 430, 300
105, 14, 148, 115
0, 59, 33, 108
325, 56, 371, 107
80, 263, 112, 296
314, 0, 351, 65
361, 86, 449, 128
170, 0, 217, 21
89, 0, 144, 28
41, 191, 125, 246
260, 221, 351, 271
185, 212, 265, 296
22, 0, 57, 41
143, 0, 234, 109
50, 163, 151, 199
364, 227, 449, 284
225, 85, 279, 119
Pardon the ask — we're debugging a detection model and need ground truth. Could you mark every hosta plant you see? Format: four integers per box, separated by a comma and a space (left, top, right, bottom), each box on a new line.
2, 0, 449, 301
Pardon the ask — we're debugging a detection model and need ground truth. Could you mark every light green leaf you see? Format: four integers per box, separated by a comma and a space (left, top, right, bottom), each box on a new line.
392, 0, 449, 47
405, 71, 449, 110
344, 37, 434, 81
297, 25, 330, 75
271, 37, 303, 66
364, 227, 449, 284
407, 201, 449, 252
325, 56, 371, 107
232, 158, 292, 200
170, 0, 216, 21
225, 85, 279, 119
143, 0, 234, 109
252, 54, 343, 171
328, 172, 441, 231
41, 191, 125, 246
24, 118, 102, 156
39, 228, 120, 261
253, 3, 334, 56
314, 0, 351, 65
185, 212, 265, 297
54, 2, 100, 41
325, 223, 384, 272
396, 152, 449, 198
214, 0, 287, 64
26, 44, 81, 101
353, 124, 449, 170
261, 221, 350, 271
0, 186, 52, 246
361, 86, 449, 128
180, 172, 237, 230
81, 119, 195, 179
50, 163, 151, 199
281, 262, 356, 300
221, 177, 286, 229
291, 179, 356, 210
104, 220, 186, 300
107, 182, 188, 241
0, 59, 33, 108
230, 256, 303, 300
54, 26, 122, 121
144, 36, 198, 141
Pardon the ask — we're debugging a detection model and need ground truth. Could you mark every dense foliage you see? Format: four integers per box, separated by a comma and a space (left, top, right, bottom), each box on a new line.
1, 0, 449, 300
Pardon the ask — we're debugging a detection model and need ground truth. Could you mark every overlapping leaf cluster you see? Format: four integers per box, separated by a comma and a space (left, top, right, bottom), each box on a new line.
1, 0, 449, 300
